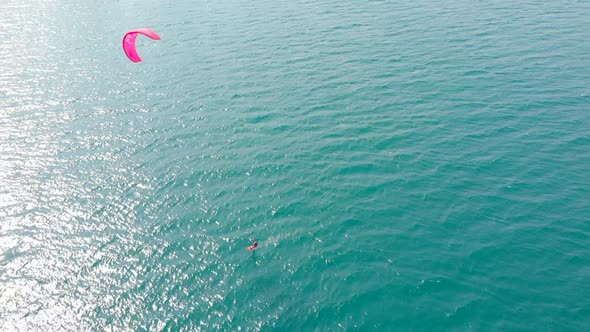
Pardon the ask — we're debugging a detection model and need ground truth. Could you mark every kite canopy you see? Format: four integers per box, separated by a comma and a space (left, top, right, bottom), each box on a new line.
123, 28, 160, 63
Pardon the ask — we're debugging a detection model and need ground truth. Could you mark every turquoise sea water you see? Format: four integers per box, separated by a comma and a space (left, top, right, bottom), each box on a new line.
2, 0, 590, 330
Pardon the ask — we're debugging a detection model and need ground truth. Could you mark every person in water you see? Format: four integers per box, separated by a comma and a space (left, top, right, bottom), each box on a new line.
247, 238, 258, 251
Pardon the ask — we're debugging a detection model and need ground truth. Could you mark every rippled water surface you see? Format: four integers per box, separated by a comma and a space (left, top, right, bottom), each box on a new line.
2, 0, 590, 330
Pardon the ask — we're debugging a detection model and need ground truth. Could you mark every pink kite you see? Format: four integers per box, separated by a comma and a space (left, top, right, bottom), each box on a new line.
122, 28, 161, 63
